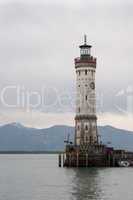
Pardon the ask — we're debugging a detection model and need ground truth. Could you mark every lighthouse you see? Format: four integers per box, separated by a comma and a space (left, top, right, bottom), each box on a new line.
59, 35, 133, 167
74, 35, 98, 147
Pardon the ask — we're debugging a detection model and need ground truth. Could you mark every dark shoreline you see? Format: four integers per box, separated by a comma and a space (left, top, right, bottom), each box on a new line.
0, 151, 64, 154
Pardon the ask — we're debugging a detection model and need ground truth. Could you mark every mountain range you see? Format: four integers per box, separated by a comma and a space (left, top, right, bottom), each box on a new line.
0, 123, 133, 152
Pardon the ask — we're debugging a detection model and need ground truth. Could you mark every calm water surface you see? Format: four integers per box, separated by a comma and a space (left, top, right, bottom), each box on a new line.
0, 154, 133, 200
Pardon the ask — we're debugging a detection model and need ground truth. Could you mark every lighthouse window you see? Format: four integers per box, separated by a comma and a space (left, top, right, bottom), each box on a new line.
85, 95, 87, 100
78, 107, 80, 113
90, 136, 92, 143
79, 71, 80, 76
78, 85, 80, 87
85, 125, 88, 130
85, 70, 87, 75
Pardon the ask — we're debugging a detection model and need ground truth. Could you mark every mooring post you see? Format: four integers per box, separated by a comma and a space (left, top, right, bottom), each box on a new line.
76, 152, 79, 167
113, 154, 115, 167
63, 153, 65, 166
68, 153, 70, 167
68, 153, 72, 167
108, 153, 111, 167
58, 154, 62, 167
86, 153, 88, 167
69, 153, 72, 167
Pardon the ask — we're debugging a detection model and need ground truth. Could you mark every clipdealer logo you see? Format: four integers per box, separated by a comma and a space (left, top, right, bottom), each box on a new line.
0, 85, 75, 112
115, 85, 133, 115
0, 85, 133, 114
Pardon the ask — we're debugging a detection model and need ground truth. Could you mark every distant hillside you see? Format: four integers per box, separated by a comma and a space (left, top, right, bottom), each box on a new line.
0, 123, 133, 151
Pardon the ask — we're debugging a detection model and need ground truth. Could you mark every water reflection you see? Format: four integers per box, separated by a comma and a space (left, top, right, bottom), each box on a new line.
71, 168, 103, 200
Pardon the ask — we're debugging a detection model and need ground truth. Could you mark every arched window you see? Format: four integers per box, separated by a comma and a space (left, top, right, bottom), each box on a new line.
85, 95, 87, 101
90, 136, 92, 144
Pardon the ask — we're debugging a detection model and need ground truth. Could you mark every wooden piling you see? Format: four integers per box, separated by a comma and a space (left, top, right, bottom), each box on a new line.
58, 154, 61, 167
86, 153, 88, 167
107, 153, 110, 167
69, 153, 71, 167
113, 154, 115, 167
76, 152, 79, 167
63, 153, 65, 166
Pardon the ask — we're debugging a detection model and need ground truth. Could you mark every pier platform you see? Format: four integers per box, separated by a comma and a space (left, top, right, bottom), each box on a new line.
59, 144, 133, 167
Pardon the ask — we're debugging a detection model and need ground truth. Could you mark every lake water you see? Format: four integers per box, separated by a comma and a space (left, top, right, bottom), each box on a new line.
0, 154, 133, 200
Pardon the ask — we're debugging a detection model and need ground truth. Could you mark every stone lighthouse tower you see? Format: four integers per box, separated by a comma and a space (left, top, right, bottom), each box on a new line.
60, 35, 130, 168
74, 35, 98, 147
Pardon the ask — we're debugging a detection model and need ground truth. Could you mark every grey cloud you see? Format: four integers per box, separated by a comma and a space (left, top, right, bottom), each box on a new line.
0, 0, 132, 115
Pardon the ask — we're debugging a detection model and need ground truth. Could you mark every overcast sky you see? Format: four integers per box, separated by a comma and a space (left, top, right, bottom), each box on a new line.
0, 0, 133, 130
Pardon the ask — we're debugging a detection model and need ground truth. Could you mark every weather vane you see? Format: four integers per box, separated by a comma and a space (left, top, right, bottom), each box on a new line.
84, 34, 87, 44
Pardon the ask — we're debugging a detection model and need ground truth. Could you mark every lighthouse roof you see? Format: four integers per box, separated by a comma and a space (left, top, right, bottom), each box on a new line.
79, 34, 92, 49
79, 44, 92, 48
